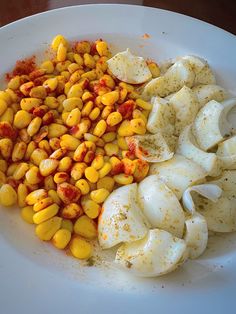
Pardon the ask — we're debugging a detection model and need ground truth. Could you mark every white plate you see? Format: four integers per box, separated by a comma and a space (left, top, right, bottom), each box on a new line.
0, 4, 236, 314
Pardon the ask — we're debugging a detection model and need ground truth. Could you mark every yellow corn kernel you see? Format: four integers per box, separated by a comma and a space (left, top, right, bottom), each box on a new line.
101, 91, 119, 106
20, 206, 34, 224
0, 99, 7, 116
106, 111, 122, 126
43, 77, 58, 92
118, 87, 128, 104
49, 148, 66, 160
44, 175, 55, 191
117, 136, 128, 150
11, 102, 21, 114
61, 203, 82, 219
84, 166, 98, 183
26, 189, 47, 205
76, 40, 91, 54
56, 60, 71, 72
48, 123, 67, 138
90, 188, 109, 204
69, 70, 81, 84
67, 84, 83, 98
30, 148, 48, 166
13, 162, 29, 180
33, 203, 59, 224
27, 117, 42, 137
93, 120, 107, 137
96, 41, 109, 56
0, 138, 13, 159
132, 109, 147, 124
100, 74, 115, 89
68, 62, 80, 73
136, 98, 152, 110
75, 179, 90, 195
118, 82, 134, 92
0, 107, 14, 124
53, 172, 69, 184
102, 132, 116, 143
49, 138, 61, 150
81, 100, 93, 117
40, 60, 54, 74
80, 198, 100, 219
57, 95, 66, 107
89, 107, 100, 120
62, 112, 70, 124
18, 128, 31, 144
69, 236, 92, 260
63, 97, 83, 112
6, 163, 18, 176
64, 81, 72, 95
104, 143, 119, 156
13, 110, 32, 129
128, 91, 140, 99
57, 43, 67, 62
70, 162, 86, 181
44, 96, 59, 109
82, 91, 93, 102
83, 151, 94, 164
12, 142, 27, 162
6, 88, 18, 103
0, 160, 7, 173
0, 184, 17, 206
130, 118, 146, 135
52, 228, 71, 249
19, 82, 34, 96
114, 173, 133, 185
25, 166, 42, 185
148, 62, 160, 78
20, 98, 42, 112
122, 158, 136, 175
0, 170, 6, 185
65, 108, 81, 127
35, 216, 62, 241
83, 133, 98, 143
58, 156, 72, 172
60, 134, 79, 151
101, 106, 112, 120
133, 159, 149, 182
74, 215, 97, 239
74, 53, 84, 66
51, 34, 67, 50
118, 120, 134, 137
70, 119, 91, 139
48, 189, 61, 205
17, 183, 28, 208
81, 70, 97, 81
98, 162, 112, 178
33, 197, 54, 212
7, 76, 20, 90
29, 86, 47, 99
73, 142, 87, 162
84, 53, 96, 69
39, 158, 59, 176
91, 155, 104, 170
97, 176, 115, 192
61, 219, 73, 232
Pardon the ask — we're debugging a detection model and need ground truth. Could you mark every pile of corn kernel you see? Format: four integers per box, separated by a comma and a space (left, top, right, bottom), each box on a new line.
0, 35, 158, 260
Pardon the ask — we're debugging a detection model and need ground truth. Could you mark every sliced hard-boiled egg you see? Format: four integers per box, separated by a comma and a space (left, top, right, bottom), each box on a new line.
182, 183, 222, 214
184, 213, 208, 259
177, 125, 221, 176
149, 154, 207, 199
115, 229, 188, 277
169, 86, 199, 136
98, 183, 149, 249
126, 133, 174, 163
193, 171, 236, 232
142, 59, 195, 99
138, 175, 185, 237
192, 99, 236, 151
216, 135, 236, 169
181, 55, 207, 74
194, 64, 216, 85
107, 48, 152, 84
192, 84, 227, 107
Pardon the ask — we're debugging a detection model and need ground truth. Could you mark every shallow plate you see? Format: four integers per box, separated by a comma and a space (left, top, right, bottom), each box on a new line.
0, 4, 236, 314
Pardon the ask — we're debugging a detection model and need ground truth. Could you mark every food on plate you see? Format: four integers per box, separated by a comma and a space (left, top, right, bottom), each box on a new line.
1, 34, 236, 278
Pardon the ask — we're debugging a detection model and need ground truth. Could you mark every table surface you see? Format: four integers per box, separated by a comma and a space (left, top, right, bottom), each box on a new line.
0, 0, 236, 35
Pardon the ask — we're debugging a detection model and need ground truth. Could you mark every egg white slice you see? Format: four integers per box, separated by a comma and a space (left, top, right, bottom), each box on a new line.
194, 64, 216, 85
98, 183, 149, 249
192, 84, 227, 107
193, 171, 236, 232
192, 99, 236, 151
149, 154, 207, 200
184, 213, 208, 259
169, 86, 199, 136
182, 184, 222, 214
115, 229, 188, 277
142, 59, 195, 99
177, 125, 221, 176
126, 133, 174, 163
107, 48, 152, 84
216, 136, 236, 169
138, 175, 185, 237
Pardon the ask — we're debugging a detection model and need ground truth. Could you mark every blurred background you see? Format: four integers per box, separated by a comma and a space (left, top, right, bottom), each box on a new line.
0, 0, 235, 34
